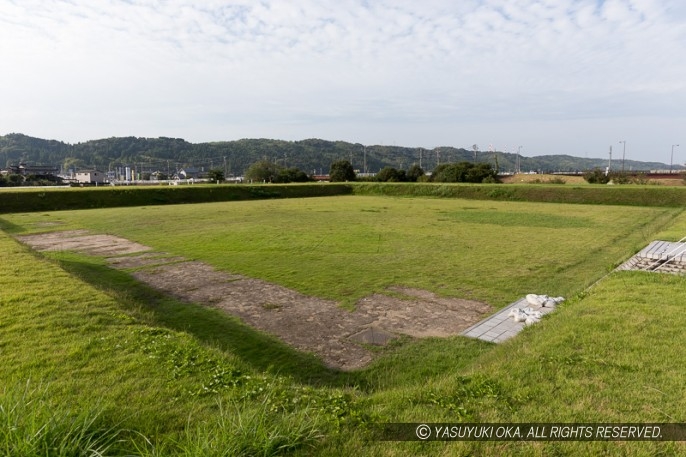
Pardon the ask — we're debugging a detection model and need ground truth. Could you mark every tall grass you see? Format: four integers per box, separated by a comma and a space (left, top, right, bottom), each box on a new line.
1, 382, 325, 457
132, 398, 323, 457
0, 381, 122, 456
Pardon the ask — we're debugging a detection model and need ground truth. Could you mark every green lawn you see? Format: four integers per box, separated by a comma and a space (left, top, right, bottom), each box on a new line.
2, 195, 686, 456
1, 195, 678, 306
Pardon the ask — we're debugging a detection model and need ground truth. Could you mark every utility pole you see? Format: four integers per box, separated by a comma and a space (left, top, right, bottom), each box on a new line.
363, 146, 367, 174
671, 144, 680, 174
619, 140, 626, 172
472, 144, 479, 163
607, 145, 612, 175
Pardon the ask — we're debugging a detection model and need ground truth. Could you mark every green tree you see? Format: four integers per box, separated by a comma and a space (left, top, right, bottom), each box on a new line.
376, 167, 405, 182
207, 168, 225, 182
432, 162, 497, 183
329, 160, 355, 182
583, 168, 610, 184
432, 163, 466, 182
6, 174, 23, 186
406, 164, 425, 182
608, 172, 630, 184
245, 160, 283, 183
279, 167, 311, 183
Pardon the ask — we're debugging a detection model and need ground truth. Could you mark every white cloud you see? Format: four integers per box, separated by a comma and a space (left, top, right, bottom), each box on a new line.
0, 0, 684, 161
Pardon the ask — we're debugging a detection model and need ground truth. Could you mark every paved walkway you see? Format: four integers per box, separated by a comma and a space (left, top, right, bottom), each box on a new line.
461, 297, 557, 343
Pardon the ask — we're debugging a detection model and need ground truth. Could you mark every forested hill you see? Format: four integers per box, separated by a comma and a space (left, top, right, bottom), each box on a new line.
0, 133, 675, 176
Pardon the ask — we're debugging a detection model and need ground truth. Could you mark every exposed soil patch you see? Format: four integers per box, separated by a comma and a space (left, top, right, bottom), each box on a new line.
106, 253, 187, 270
356, 287, 492, 338
17, 231, 493, 370
499, 173, 587, 185
499, 173, 685, 186
32, 221, 65, 227
17, 230, 150, 256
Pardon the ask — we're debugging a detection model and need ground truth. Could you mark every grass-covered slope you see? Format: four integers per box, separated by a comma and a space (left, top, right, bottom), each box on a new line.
4, 182, 686, 215
330, 271, 686, 456
0, 183, 352, 214
353, 182, 686, 207
0, 231, 368, 456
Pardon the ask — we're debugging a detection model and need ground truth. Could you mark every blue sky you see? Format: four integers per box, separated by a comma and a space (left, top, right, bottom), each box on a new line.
1, 0, 684, 163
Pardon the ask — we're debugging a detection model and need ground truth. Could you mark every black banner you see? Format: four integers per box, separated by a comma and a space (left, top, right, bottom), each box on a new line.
375, 423, 686, 441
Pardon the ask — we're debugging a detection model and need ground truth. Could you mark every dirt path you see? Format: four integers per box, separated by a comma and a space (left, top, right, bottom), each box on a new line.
17, 230, 492, 370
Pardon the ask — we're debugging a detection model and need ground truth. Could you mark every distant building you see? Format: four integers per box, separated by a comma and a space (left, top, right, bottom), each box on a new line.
75, 170, 106, 185
6, 163, 59, 176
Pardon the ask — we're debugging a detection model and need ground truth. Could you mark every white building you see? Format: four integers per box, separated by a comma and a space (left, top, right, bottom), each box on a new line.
74, 170, 106, 185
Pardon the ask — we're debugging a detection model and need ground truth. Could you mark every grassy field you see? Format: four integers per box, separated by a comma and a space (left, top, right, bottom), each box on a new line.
2, 194, 686, 455
1, 195, 678, 307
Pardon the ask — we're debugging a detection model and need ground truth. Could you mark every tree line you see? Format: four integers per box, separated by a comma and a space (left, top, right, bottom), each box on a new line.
0, 133, 674, 177
240, 159, 498, 184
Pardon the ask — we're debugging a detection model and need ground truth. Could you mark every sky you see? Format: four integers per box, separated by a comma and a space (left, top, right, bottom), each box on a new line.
1, 0, 685, 163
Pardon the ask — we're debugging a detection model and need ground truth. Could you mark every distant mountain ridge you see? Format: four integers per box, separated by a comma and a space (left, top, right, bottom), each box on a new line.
0, 133, 678, 176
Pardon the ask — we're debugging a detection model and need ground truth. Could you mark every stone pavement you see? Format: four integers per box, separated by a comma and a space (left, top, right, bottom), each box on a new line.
616, 240, 686, 274
461, 297, 557, 343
